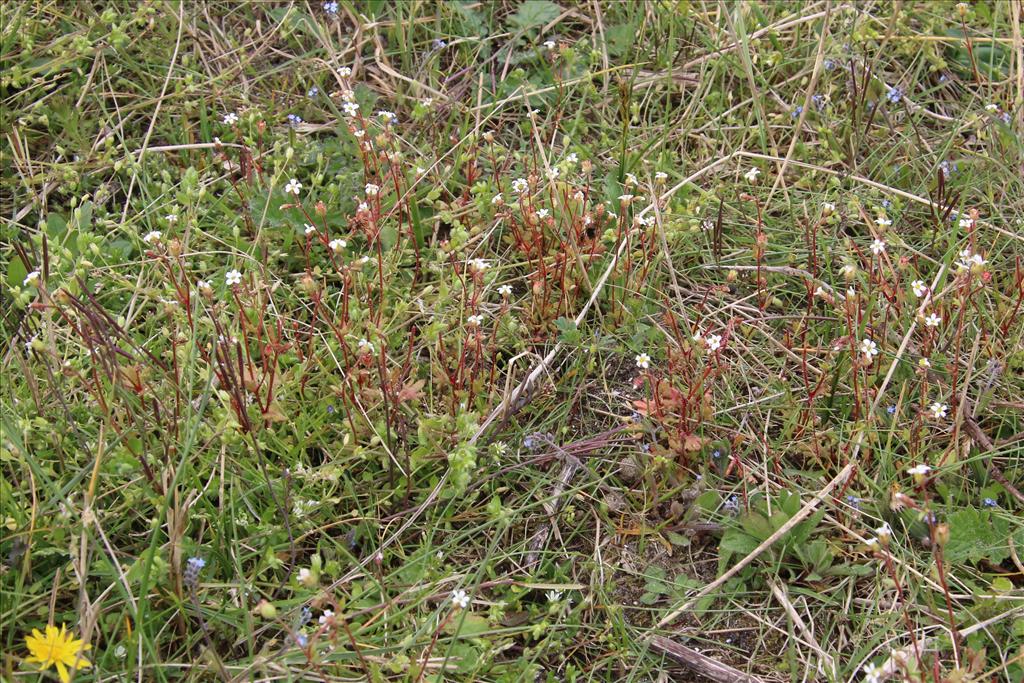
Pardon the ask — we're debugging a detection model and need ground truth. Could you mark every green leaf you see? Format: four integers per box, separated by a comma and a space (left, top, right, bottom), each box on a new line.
945, 508, 1022, 565
507, 1, 562, 33
6, 258, 28, 289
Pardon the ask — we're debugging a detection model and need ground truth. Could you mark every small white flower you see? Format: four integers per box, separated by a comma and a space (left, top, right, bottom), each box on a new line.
875, 216, 892, 227
225, 269, 242, 286
907, 464, 931, 476
358, 338, 374, 354
870, 238, 886, 256
635, 353, 651, 369
223, 112, 239, 125
353, 129, 365, 139
625, 173, 638, 187
338, 66, 352, 78
357, 202, 369, 213
166, 213, 178, 223
467, 314, 484, 326
546, 167, 560, 181
365, 183, 380, 196
498, 284, 512, 297
284, 178, 302, 195
655, 171, 668, 183
842, 264, 857, 277
918, 357, 931, 369
705, 334, 723, 352
864, 538, 879, 549
859, 338, 879, 358
319, 609, 334, 625
566, 153, 578, 164
546, 590, 563, 603
470, 258, 488, 272
957, 249, 986, 271
329, 238, 347, 252
924, 313, 941, 328
304, 224, 317, 235
929, 402, 948, 419
377, 110, 397, 125
822, 202, 835, 215
814, 286, 826, 298
743, 167, 761, 182
536, 208, 549, 219
143, 230, 162, 244
618, 194, 634, 203
911, 280, 927, 297
451, 589, 470, 609
491, 193, 503, 205
297, 568, 312, 583
342, 101, 359, 116
543, 40, 556, 50
23, 270, 40, 287
862, 662, 884, 683
511, 178, 529, 194
875, 522, 893, 541
197, 280, 212, 293
985, 103, 999, 113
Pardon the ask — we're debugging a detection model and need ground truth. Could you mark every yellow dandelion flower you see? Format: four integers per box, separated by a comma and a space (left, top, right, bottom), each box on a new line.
24, 623, 91, 683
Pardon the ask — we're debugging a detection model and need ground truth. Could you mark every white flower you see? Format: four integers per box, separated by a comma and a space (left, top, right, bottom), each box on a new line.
143, 230, 162, 244
546, 590, 563, 603
329, 238, 347, 252
365, 183, 380, 196
491, 193, 503, 205
319, 609, 334, 625
498, 284, 512, 297
862, 662, 884, 683
536, 208, 549, 219
929, 402, 948, 419
338, 66, 352, 78
705, 334, 723, 352
870, 238, 886, 256
822, 202, 835, 215
451, 589, 470, 609
284, 178, 302, 195
875, 522, 893, 541
655, 171, 668, 183
511, 178, 529, 194
377, 110, 397, 125
875, 216, 892, 227
911, 280, 927, 297
918, 357, 931, 369
635, 353, 651, 369
467, 314, 484, 326
353, 129, 365, 139
546, 167, 560, 181
470, 258, 488, 272
543, 40, 556, 50
958, 217, 974, 229
864, 538, 879, 549
225, 269, 242, 286
618, 194, 634, 203
304, 224, 317, 235
223, 112, 239, 125
358, 338, 374, 354
358, 202, 369, 213
625, 173, 638, 187
166, 213, 178, 223
743, 167, 761, 182
197, 280, 212, 293
956, 249, 985, 271
924, 313, 941, 328
907, 464, 931, 476
842, 264, 857, 278
23, 270, 40, 286
566, 153, 578, 165
342, 101, 359, 116
859, 338, 879, 358
297, 568, 312, 584
985, 103, 999, 113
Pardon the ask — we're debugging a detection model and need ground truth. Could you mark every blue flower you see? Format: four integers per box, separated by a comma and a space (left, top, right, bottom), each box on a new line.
287, 114, 303, 127
846, 495, 861, 510
939, 160, 957, 178
712, 449, 722, 459
823, 59, 836, 71
307, 86, 319, 98
724, 495, 740, 514
791, 105, 803, 119
886, 86, 903, 104
184, 557, 205, 587
1000, 112, 1011, 125
433, 39, 448, 50
322, 1, 338, 15
295, 633, 309, 647
812, 94, 827, 112
299, 606, 312, 625
982, 497, 998, 508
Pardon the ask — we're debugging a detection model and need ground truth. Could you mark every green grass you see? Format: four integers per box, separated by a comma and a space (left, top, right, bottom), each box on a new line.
3, 1, 1024, 681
